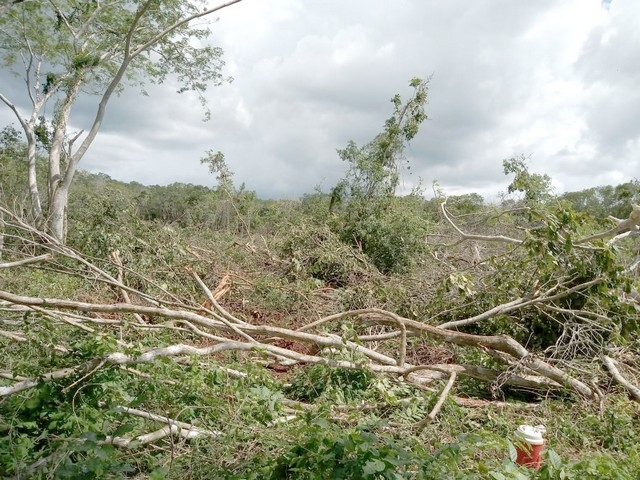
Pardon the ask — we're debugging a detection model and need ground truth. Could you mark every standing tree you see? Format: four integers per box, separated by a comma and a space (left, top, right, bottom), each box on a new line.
0, 0, 242, 241
333, 77, 429, 205
329, 77, 430, 273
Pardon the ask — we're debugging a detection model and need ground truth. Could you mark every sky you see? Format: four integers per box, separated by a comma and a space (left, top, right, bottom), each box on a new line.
1, 0, 639, 200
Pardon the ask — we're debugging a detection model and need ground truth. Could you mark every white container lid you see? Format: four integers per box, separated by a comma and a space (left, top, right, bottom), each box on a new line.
515, 425, 546, 445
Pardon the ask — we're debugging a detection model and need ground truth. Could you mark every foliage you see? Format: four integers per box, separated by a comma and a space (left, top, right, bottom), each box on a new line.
431, 161, 639, 356
560, 180, 640, 221
201, 149, 235, 192
328, 77, 430, 273
0, 0, 238, 240
334, 77, 428, 202
268, 417, 420, 479
285, 363, 376, 403
330, 194, 432, 274
276, 221, 373, 287
503, 156, 553, 204
136, 183, 213, 226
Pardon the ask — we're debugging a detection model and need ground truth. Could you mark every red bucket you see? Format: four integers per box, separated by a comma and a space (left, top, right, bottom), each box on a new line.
514, 425, 546, 470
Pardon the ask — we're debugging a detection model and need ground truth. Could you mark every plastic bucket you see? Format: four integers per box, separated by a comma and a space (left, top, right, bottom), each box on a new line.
514, 424, 546, 470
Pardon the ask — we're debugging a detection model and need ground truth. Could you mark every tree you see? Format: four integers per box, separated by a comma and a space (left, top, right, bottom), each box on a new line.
502, 155, 552, 204
329, 77, 430, 273
333, 77, 429, 205
0, 0, 242, 241
560, 181, 640, 221
201, 149, 235, 193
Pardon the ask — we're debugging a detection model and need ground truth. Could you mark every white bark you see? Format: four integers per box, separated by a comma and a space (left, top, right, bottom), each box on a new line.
48, 186, 69, 243
0, 60, 65, 228
46, 77, 82, 241
0, 253, 52, 268
25, 132, 43, 225
0, 287, 598, 400
602, 355, 640, 403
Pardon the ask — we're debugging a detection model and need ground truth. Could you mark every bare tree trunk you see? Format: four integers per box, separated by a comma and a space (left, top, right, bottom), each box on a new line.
48, 186, 68, 243
46, 78, 81, 242
25, 131, 44, 228
0, 67, 58, 231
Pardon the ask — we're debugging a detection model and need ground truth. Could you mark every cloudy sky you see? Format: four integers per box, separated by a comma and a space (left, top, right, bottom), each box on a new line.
1, 0, 638, 200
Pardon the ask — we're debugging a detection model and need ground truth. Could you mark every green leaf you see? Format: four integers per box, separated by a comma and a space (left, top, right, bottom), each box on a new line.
547, 448, 562, 469
113, 422, 136, 437
507, 441, 518, 463
150, 467, 170, 480
362, 458, 386, 475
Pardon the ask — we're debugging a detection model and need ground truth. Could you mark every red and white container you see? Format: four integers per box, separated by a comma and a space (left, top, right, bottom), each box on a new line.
514, 424, 546, 470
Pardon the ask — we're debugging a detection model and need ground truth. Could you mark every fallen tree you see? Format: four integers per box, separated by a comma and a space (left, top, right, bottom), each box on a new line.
1, 203, 639, 400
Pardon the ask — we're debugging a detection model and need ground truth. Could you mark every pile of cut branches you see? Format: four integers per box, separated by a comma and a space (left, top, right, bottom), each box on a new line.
1, 203, 639, 476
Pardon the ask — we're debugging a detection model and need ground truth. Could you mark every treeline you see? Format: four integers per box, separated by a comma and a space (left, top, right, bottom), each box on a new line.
2, 123, 639, 270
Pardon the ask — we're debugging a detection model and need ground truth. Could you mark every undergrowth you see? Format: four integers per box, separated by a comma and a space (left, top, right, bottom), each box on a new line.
2, 188, 640, 478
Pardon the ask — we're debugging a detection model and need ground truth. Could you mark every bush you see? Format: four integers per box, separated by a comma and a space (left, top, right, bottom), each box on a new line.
276, 222, 373, 286
330, 195, 431, 274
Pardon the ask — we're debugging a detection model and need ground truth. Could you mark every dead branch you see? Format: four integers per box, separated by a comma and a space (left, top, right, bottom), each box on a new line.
0, 253, 52, 268
116, 406, 220, 437
3, 207, 622, 410
0, 329, 26, 341
403, 363, 560, 390
0, 207, 168, 306
602, 355, 640, 403
0, 364, 85, 397
0, 282, 598, 400
110, 249, 146, 324
187, 267, 252, 332
356, 309, 596, 399
417, 371, 457, 427
437, 296, 529, 330
0, 371, 27, 381
0, 289, 402, 367
437, 276, 604, 330
104, 424, 184, 448
439, 199, 522, 245
576, 204, 640, 244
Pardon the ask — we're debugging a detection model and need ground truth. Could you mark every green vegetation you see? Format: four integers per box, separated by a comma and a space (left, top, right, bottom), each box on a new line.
0, 0, 240, 241
329, 78, 430, 274
2, 152, 639, 478
2, 73, 640, 479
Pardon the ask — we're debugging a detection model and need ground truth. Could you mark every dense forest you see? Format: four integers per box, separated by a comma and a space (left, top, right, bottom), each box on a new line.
1, 1, 639, 478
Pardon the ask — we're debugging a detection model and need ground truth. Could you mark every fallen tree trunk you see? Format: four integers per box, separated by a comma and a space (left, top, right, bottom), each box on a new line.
0, 289, 597, 400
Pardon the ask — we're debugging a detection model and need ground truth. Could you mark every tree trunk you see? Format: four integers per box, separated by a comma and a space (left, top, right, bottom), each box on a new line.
26, 131, 44, 228
48, 186, 68, 243
45, 76, 81, 242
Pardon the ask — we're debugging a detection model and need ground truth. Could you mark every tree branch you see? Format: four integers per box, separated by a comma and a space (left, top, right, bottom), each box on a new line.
416, 371, 456, 427
0, 253, 52, 268
602, 355, 640, 403
439, 199, 522, 245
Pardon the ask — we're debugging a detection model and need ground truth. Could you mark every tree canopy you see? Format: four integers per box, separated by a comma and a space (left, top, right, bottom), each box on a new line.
0, 0, 241, 241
